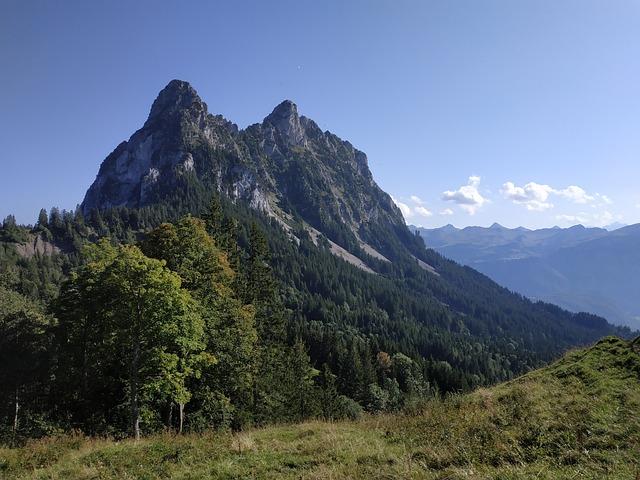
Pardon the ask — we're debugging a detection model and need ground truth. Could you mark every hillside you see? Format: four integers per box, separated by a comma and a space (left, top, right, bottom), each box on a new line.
413, 223, 640, 328
2, 336, 638, 479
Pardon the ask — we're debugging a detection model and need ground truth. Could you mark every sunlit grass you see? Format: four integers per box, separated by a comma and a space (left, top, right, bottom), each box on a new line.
2, 337, 639, 479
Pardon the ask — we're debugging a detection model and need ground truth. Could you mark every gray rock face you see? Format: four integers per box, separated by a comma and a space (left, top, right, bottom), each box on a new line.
14, 234, 60, 258
82, 80, 246, 213
146, 80, 202, 124
262, 100, 307, 148
82, 79, 406, 259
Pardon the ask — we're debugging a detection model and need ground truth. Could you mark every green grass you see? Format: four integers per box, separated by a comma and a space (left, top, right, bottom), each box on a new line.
2, 336, 639, 479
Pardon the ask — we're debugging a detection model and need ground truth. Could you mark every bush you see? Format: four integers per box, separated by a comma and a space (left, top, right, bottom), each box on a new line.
335, 395, 363, 420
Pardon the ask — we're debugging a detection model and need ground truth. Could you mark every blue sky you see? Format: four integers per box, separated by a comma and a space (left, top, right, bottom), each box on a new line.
1, 0, 639, 229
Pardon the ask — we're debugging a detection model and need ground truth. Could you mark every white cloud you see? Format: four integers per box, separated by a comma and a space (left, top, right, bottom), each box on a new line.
557, 185, 594, 204
440, 208, 454, 216
500, 181, 554, 211
415, 206, 433, 217
501, 181, 605, 211
595, 193, 613, 205
595, 211, 617, 226
441, 176, 487, 215
391, 196, 412, 219
555, 213, 588, 224
393, 194, 434, 220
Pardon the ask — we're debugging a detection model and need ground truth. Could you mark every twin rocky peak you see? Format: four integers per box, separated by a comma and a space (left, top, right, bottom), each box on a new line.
81, 80, 406, 262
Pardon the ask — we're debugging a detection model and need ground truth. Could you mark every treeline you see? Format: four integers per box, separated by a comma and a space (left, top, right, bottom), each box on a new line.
0, 203, 432, 442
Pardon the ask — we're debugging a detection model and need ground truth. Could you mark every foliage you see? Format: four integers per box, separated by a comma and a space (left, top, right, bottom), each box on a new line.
54, 241, 206, 438
0, 288, 56, 443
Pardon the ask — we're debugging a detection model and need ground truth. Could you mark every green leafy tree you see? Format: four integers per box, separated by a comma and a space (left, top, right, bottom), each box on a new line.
55, 241, 207, 439
0, 287, 52, 440
142, 217, 256, 429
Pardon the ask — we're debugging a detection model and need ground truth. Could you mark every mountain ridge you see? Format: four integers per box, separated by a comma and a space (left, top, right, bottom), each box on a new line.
413, 223, 640, 327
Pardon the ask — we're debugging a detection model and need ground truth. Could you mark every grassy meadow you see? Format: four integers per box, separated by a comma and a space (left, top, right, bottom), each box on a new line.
2, 336, 639, 479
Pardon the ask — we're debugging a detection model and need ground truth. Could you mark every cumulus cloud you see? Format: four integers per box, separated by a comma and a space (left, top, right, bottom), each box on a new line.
441, 176, 487, 215
500, 181, 554, 211
391, 196, 412, 219
440, 208, 454, 216
555, 213, 588, 224
415, 206, 433, 217
392, 194, 435, 220
589, 193, 613, 210
501, 181, 605, 211
557, 185, 594, 204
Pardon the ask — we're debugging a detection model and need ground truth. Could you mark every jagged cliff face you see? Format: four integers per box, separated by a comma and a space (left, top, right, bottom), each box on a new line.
82, 80, 409, 259
82, 80, 248, 212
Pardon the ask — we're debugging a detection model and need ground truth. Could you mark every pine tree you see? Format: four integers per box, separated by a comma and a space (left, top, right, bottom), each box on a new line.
202, 194, 223, 239
318, 363, 339, 420
287, 339, 319, 421
244, 222, 291, 423
37, 209, 49, 229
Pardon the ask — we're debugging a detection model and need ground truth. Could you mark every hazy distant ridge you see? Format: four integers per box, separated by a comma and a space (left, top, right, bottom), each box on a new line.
413, 223, 640, 328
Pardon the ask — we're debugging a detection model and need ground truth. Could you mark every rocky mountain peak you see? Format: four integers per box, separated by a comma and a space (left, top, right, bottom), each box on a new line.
82, 83, 406, 258
263, 99, 306, 147
146, 79, 206, 125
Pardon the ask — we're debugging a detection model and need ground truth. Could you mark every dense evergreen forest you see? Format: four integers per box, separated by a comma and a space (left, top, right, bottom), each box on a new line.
0, 191, 630, 442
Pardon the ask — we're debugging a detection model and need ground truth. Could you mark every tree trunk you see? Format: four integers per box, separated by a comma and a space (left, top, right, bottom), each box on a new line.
131, 334, 141, 440
178, 402, 184, 434
131, 295, 143, 441
13, 387, 19, 435
81, 315, 89, 422
165, 403, 174, 431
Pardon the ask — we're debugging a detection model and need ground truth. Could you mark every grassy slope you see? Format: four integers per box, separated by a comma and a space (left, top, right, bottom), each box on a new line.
2, 337, 639, 479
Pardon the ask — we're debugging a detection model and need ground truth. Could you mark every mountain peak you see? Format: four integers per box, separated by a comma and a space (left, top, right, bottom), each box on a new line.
263, 99, 306, 146
270, 99, 298, 118
146, 79, 206, 124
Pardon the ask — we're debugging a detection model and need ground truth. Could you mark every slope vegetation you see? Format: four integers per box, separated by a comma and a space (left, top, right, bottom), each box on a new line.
3, 336, 638, 479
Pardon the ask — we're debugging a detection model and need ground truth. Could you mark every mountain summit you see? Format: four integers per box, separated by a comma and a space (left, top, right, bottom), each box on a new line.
82, 80, 408, 261
263, 99, 307, 147
146, 79, 205, 124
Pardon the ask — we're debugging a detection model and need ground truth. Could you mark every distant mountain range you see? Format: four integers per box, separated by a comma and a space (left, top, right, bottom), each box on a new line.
412, 223, 640, 328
